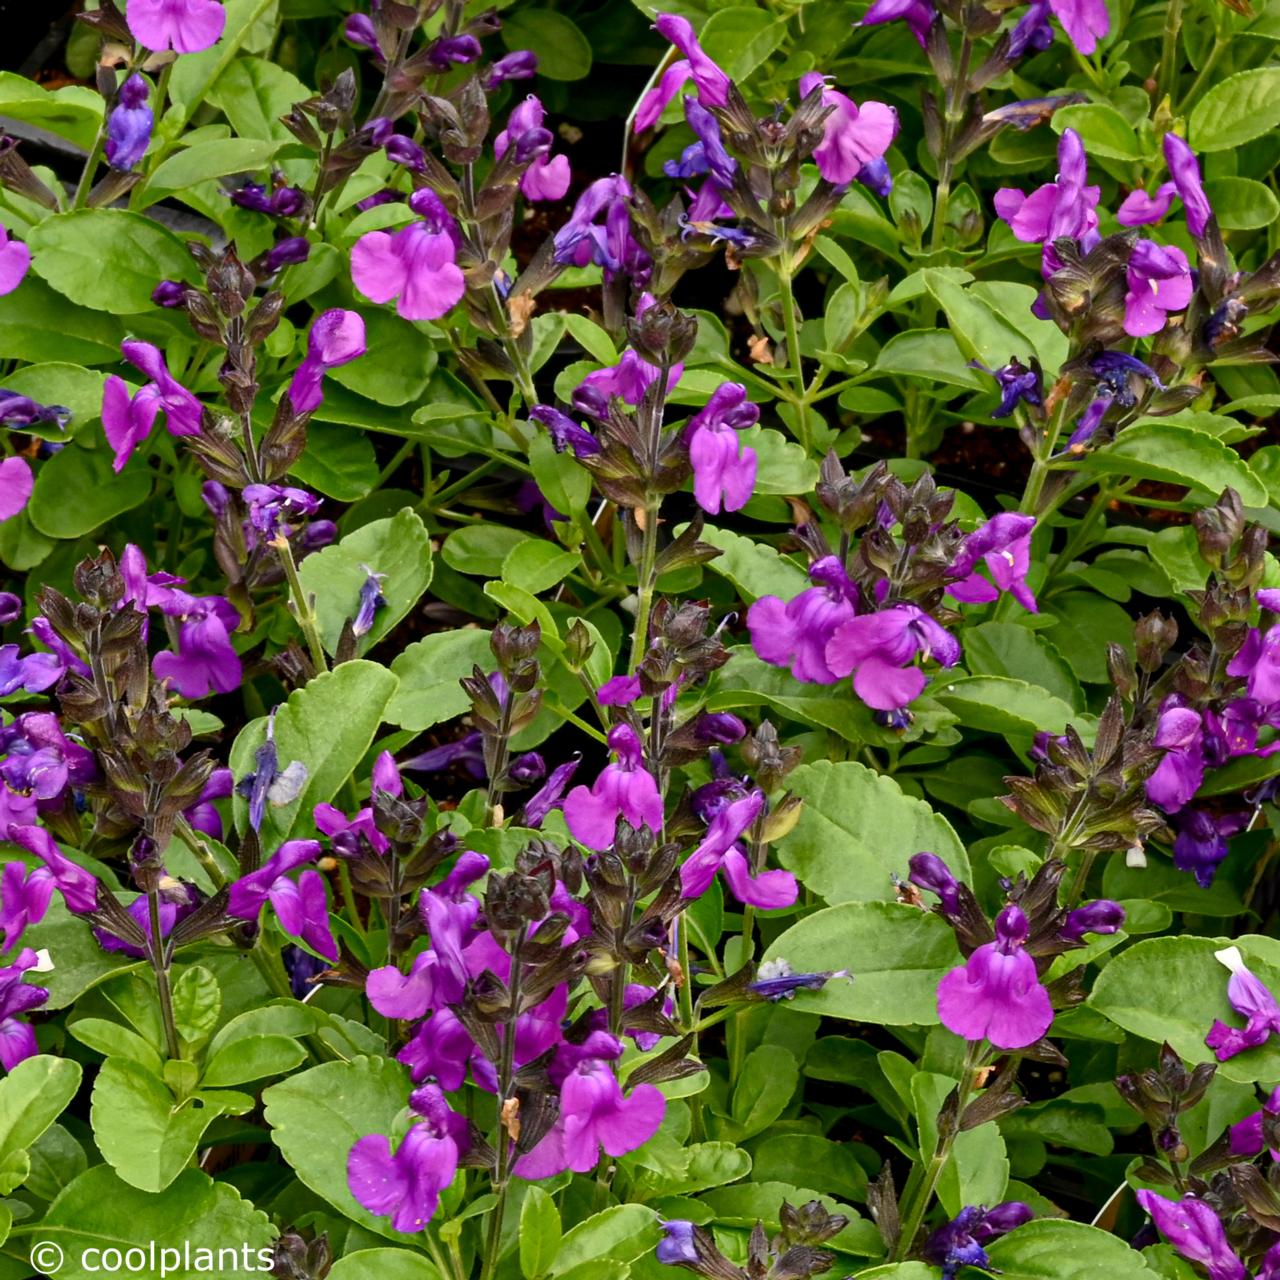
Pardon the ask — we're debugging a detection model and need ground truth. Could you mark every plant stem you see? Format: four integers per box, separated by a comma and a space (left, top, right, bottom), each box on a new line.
677, 914, 705, 1140
72, 130, 106, 211
148, 888, 182, 1061
929, 36, 974, 255
481, 945, 523, 1280
272, 535, 328, 675
1157, 0, 1185, 104
628, 502, 660, 672
1018, 398, 1070, 516
775, 257, 811, 453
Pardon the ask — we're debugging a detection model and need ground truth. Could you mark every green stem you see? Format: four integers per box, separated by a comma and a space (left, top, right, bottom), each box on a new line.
148, 889, 182, 1061
273, 536, 328, 675
775, 258, 811, 453
929, 36, 974, 254
1179, 37, 1224, 112
1157, 0, 1186, 104
72, 130, 106, 210
678, 915, 704, 1141
1018, 398, 1070, 516
628, 504, 661, 672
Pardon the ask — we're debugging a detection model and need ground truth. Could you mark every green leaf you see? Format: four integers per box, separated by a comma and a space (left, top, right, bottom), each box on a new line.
37, 1166, 275, 1280
1051, 104, 1143, 160
228, 660, 400, 842
327, 309, 438, 406
1090, 934, 1280, 1083
0, 1056, 81, 1166
167, 0, 282, 116
529, 434, 590, 518
775, 760, 970, 904
503, 539, 581, 595
699, 526, 809, 602
1, 363, 108, 436
501, 11, 592, 79
142, 139, 281, 204
297, 509, 433, 655
874, 330, 983, 392
385, 629, 495, 731
962, 623, 1082, 709
0, 275, 123, 365
730, 1045, 799, 1139
90, 1058, 252, 1192
203, 1035, 308, 1087
1205, 177, 1280, 231
24, 1123, 88, 1203
205, 55, 309, 143
0, 73, 102, 150
740, 426, 820, 496
172, 964, 221, 1048
1043, 591, 1136, 684
698, 7, 787, 81
1190, 68, 1280, 151
985, 1219, 1155, 1279
931, 676, 1080, 736
551, 1204, 660, 1275
26, 210, 198, 314
329, 1251, 441, 1280
750, 1135, 867, 1203
442, 525, 533, 577
19, 892, 137, 1009
521, 1186, 563, 1280
762, 901, 962, 1026
67, 1018, 164, 1072
263, 1056, 422, 1242
289, 421, 379, 500
920, 269, 1041, 369
697, 1182, 883, 1256
1086, 422, 1268, 507
27, 444, 151, 538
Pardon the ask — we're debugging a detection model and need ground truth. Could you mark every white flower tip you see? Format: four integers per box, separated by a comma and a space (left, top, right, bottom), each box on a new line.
1126, 845, 1147, 868
1215, 945, 1247, 975
31, 948, 53, 973
757, 957, 791, 981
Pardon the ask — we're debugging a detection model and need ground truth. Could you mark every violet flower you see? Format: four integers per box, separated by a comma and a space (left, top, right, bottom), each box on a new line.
231, 179, 306, 218
344, 12, 383, 55
95, 880, 200, 958
513, 1055, 665, 1176
352, 568, 387, 638
657, 1221, 700, 1267
1227, 1085, 1280, 1159
798, 74, 899, 192
350, 188, 465, 322
0, 224, 30, 297
105, 75, 153, 172
825, 604, 961, 712
0, 861, 52, 952
749, 957, 850, 1001
522, 756, 581, 827
152, 592, 242, 699
1135, 1192, 1248, 1280
428, 34, 482, 69
1228, 622, 1280, 707
1124, 240, 1193, 337
529, 406, 601, 458
263, 238, 310, 273
681, 789, 797, 909
909, 851, 961, 915
579, 349, 681, 407
126, 0, 226, 54
685, 382, 758, 514
1146, 701, 1207, 813
924, 1203, 1034, 1280
1008, 0, 1055, 57
861, 0, 936, 46
0, 392, 68, 431
495, 96, 571, 202
485, 51, 539, 88
287, 309, 367, 415
552, 176, 650, 283
0, 947, 49, 1070
0, 593, 18, 624
971, 358, 1042, 418
7, 824, 98, 914
0, 645, 59, 698
634, 13, 731, 131
563, 724, 663, 849
227, 838, 338, 962
347, 1085, 469, 1231
0, 458, 31, 523
994, 129, 1100, 270
1174, 809, 1246, 888
401, 733, 487, 782
747, 555, 858, 684
103, 341, 203, 472
936, 903, 1053, 1050
1060, 899, 1125, 941
316, 751, 403, 856
948, 512, 1038, 612
185, 767, 232, 842
1206, 945, 1280, 1061
1165, 133, 1213, 237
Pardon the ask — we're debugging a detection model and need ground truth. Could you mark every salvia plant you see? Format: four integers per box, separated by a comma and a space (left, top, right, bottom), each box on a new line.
2, 0, 1280, 1277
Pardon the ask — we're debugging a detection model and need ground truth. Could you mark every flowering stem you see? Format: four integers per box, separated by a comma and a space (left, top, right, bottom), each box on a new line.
148, 889, 182, 1061
929, 36, 973, 255
1157, 0, 1185, 104
1018, 398, 1070, 516
271, 535, 329, 676
677, 914, 705, 1141
628, 502, 661, 673
71, 130, 106, 211
775, 258, 811, 454
481, 945, 523, 1280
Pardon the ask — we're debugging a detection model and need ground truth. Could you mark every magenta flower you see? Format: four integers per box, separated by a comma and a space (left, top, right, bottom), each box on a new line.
598, 674, 642, 706
350, 188, 465, 322
227, 839, 338, 962
0, 458, 32, 522
0, 948, 48, 1070
563, 724, 663, 849
0, 861, 52, 952
825, 604, 961, 712
126, 0, 227, 53
102, 340, 203, 472
1228, 623, 1280, 707
947, 512, 1037, 612
514, 1056, 665, 1177
994, 129, 1100, 270
1124, 240, 1193, 337
0, 224, 30, 297
1117, 183, 1177, 228
579, 349, 682, 407
1118, 134, 1212, 238
634, 13, 731, 132
862, 0, 935, 44
399, 1007, 482, 1090
1227, 1085, 1280, 1159
798, 74, 898, 192
747, 556, 858, 684
680, 789, 797, 909
1205, 945, 1280, 1061
494, 96, 571, 202
1135, 1193, 1247, 1280
7, 823, 98, 914
936, 904, 1053, 1050
686, 383, 758, 514
185, 767, 232, 842
288, 309, 367, 413
1146, 701, 1206, 813
315, 750, 402, 857
348, 1085, 469, 1232
1047, 0, 1109, 53
152, 592, 242, 698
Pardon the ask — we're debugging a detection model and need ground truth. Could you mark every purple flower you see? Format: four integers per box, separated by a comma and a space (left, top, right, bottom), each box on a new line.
0, 644, 60, 696
152, 593, 242, 698
924, 1204, 1034, 1280
563, 724, 663, 849
352, 567, 386, 638
0, 862, 52, 953
798, 74, 899, 191
287, 309, 367, 414
1228, 623, 1280, 707
1047, 0, 1109, 53
825, 604, 961, 712
514, 1056, 665, 1176
0, 225, 30, 297
522, 756, 581, 827
400, 733, 486, 783
0, 458, 31, 523
231, 179, 306, 218
1135, 1192, 1247, 1280
0, 948, 49, 1070
185, 767, 232, 841
862, 0, 936, 46
1008, 0, 1055, 57
103, 340, 203, 472
598, 675, 643, 706
1124, 240, 1193, 338
579, 349, 681, 407
1117, 183, 1176, 228
0, 593, 18, 625
384, 135, 426, 173
263, 238, 310, 273
680, 789, 797, 909
350, 188, 465, 322
909, 852, 961, 915
685, 383, 758, 514
495, 96, 570, 203
682, 97, 736, 187
315, 750, 404, 855
126, 0, 226, 53
1227, 1085, 1280, 1159
552, 176, 650, 283
105, 75, 153, 171
1146, 701, 1206, 813
7, 824, 98, 914
347, 1085, 468, 1231
747, 555, 858, 684
1173, 808, 1246, 888
343, 12, 382, 55
749, 957, 849, 1001
994, 129, 1100, 268
95, 880, 200, 958
529, 406, 600, 458
1165, 133, 1212, 238
657, 1221, 700, 1267
0, 392, 69, 430
428, 34, 482, 69
971, 359, 1042, 418
1206, 945, 1280, 1061
634, 13, 731, 132
242, 484, 322, 539
228, 838, 337, 962
948, 512, 1038, 612
399, 1007, 481, 1090
1060, 899, 1125, 941
937, 904, 1053, 1050
485, 51, 538, 89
